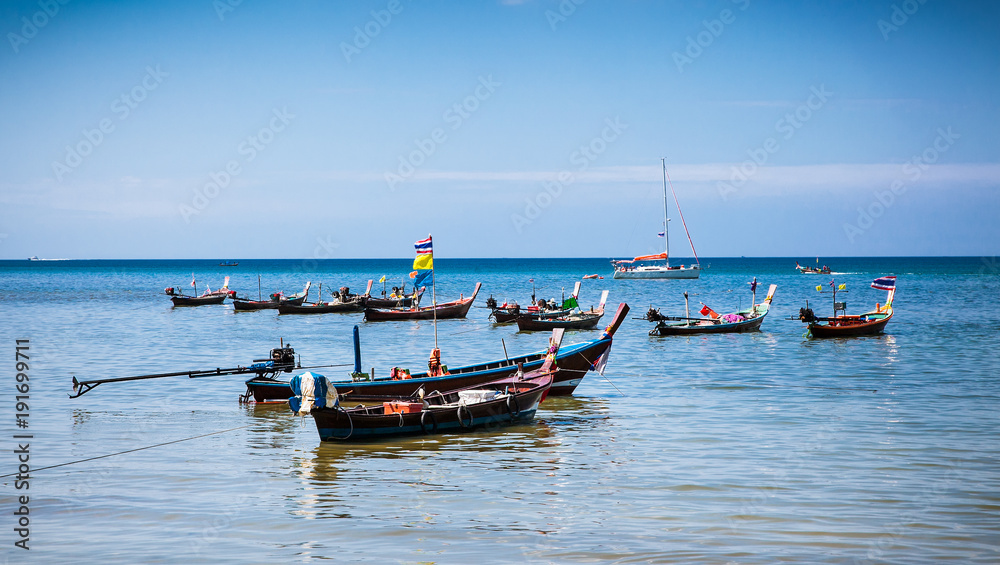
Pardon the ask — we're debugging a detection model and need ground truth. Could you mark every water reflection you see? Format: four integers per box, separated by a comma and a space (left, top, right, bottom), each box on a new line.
279, 396, 613, 520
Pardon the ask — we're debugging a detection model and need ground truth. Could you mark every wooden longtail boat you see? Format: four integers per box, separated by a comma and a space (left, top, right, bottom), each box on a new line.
165, 276, 235, 306
278, 281, 372, 314
492, 304, 572, 324
365, 286, 424, 308
488, 281, 580, 323
648, 283, 776, 336
796, 261, 832, 274
799, 276, 895, 338
296, 330, 563, 442
516, 290, 609, 331
244, 303, 630, 402
233, 281, 311, 311
364, 283, 481, 321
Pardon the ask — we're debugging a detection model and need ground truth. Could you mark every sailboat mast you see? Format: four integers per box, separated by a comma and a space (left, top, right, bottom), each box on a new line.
661, 158, 670, 266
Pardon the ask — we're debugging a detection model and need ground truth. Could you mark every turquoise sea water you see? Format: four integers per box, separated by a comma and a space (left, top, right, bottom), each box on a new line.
1, 257, 998, 563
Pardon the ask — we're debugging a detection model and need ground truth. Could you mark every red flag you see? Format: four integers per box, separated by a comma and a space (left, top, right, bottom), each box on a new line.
699, 305, 711, 316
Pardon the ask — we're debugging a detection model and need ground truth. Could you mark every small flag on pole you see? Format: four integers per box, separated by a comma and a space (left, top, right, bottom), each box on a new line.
379, 275, 386, 283
657, 232, 665, 237
749, 277, 758, 293
838, 283, 846, 290
190, 275, 196, 287
871, 276, 896, 290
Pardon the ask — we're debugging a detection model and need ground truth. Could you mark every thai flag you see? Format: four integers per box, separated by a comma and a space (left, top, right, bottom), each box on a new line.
871, 276, 896, 290
414, 236, 432, 254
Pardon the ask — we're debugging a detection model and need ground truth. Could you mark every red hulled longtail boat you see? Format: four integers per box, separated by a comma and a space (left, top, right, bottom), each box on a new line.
799, 276, 895, 338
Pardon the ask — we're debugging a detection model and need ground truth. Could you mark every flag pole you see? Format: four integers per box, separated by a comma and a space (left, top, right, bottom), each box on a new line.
429, 234, 438, 350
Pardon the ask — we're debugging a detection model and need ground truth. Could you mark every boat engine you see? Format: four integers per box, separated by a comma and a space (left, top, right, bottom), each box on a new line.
798, 307, 816, 322
270, 346, 296, 371
485, 295, 497, 309
164, 287, 176, 296
645, 307, 666, 322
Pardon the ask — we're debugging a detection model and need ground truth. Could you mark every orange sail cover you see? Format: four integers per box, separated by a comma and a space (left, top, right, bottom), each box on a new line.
632, 252, 668, 262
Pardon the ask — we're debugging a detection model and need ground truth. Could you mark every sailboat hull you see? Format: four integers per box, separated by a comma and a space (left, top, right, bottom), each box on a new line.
613, 266, 701, 279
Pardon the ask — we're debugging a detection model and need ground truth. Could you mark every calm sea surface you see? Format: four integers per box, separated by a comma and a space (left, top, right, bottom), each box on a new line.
1, 257, 998, 563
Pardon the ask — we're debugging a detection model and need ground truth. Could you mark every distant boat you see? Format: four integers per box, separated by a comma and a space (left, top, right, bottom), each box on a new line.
796, 260, 831, 274
28, 256, 39, 261
612, 159, 701, 279
219, 261, 239, 267
646, 282, 777, 336
799, 276, 895, 338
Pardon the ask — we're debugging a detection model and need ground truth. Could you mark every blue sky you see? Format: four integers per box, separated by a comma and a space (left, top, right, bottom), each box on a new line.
1, 0, 997, 259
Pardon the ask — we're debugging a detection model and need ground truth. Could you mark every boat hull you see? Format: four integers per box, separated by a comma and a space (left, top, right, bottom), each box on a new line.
310, 375, 550, 442
233, 296, 306, 311
278, 300, 363, 314
492, 307, 571, 324
808, 314, 891, 338
170, 294, 227, 306
516, 312, 604, 331
651, 314, 765, 335
365, 296, 414, 308
613, 266, 701, 279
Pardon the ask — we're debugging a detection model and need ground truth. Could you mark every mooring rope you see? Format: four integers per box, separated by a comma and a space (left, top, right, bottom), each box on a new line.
0, 425, 251, 478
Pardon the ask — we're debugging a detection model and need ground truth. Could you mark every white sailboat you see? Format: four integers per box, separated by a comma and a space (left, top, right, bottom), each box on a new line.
612, 158, 701, 279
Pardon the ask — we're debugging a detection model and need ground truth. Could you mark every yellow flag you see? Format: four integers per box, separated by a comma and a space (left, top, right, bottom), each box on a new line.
838, 284, 846, 290
413, 254, 433, 270
378, 275, 386, 283
815, 285, 822, 292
